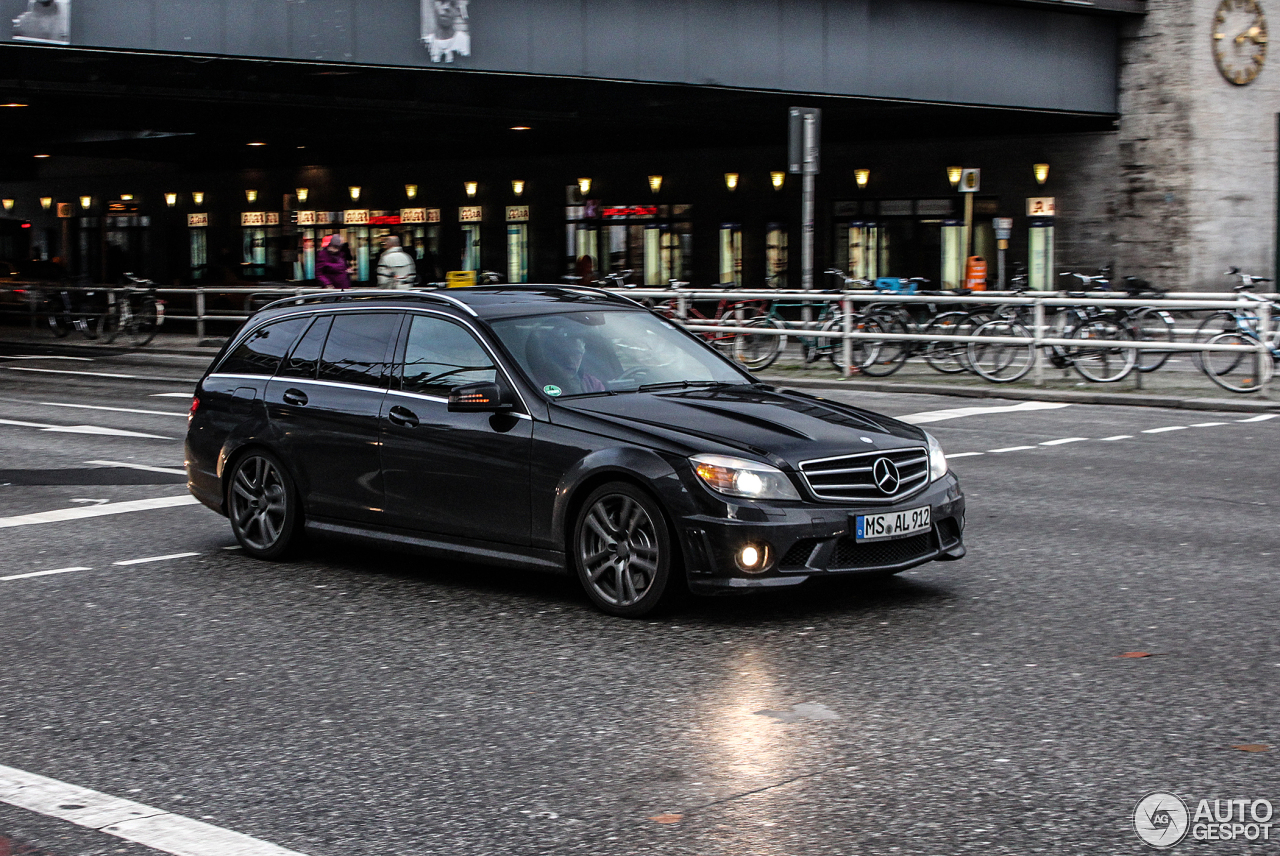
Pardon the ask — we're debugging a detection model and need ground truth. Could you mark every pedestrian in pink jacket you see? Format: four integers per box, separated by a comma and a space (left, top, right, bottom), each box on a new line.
316, 235, 352, 290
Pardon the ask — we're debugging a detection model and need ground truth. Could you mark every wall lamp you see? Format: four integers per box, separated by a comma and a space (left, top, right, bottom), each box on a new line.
80, 195, 92, 209
854, 169, 870, 189
405, 184, 418, 200
648, 175, 663, 194
1, 199, 13, 211
724, 173, 739, 191
40, 197, 52, 210
512, 180, 525, 196
770, 171, 785, 190
296, 188, 309, 203
192, 192, 205, 206
245, 189, 258, 203
577, 177, 592, 196
947, 166, 963, 188
465, 181, 478, 198
348, 186, 361, 202
1034, 163, 1050, 185
165, 193, 178, 207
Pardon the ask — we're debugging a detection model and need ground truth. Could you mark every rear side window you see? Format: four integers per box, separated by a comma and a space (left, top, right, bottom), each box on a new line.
318, 313, 399, 387
279, 316, 332, 380
399, 315, 496, 397
218, 317, 308, 376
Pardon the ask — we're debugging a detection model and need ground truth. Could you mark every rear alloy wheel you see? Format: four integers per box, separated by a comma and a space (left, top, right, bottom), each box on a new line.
573, 483, 673, 617
227, 451, 300, 559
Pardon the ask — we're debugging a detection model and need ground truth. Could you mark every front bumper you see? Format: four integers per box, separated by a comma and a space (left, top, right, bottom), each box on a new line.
679, 472, 965, 595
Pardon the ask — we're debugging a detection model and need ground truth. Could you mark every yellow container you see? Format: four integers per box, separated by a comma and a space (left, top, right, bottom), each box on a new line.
446, 270, 477, 288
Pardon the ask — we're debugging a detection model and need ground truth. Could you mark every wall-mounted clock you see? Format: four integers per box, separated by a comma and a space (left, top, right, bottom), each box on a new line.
1213, 0, 1268, 85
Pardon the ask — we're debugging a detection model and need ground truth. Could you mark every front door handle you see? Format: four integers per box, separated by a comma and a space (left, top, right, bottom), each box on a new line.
388, 405, 420, 428
282, 388, 308, 406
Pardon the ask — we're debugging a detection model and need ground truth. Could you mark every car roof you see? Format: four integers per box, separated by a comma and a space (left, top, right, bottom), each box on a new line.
257, 285, 642, 321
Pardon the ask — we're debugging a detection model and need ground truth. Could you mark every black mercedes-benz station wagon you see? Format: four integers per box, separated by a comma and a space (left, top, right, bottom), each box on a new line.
186, 287, 965, 617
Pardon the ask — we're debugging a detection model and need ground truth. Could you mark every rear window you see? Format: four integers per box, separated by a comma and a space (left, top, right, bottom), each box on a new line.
217, 317, 308, 376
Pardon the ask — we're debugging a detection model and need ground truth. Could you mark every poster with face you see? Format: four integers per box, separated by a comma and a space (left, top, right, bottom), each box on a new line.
421, 0, 470, 63
12, 0, 70, 44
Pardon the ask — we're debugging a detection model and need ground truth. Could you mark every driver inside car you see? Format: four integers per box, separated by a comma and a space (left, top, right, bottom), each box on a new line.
527, 323, 609, 395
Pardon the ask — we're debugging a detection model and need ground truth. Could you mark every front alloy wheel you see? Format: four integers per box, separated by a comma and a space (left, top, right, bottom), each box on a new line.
228, 451, 299, 559
574, 483, 673, 617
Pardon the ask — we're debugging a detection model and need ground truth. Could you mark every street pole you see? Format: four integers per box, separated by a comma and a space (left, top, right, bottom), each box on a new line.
802, 163, 815, 325
789, 107, 821, 326
962, 191, 974, 274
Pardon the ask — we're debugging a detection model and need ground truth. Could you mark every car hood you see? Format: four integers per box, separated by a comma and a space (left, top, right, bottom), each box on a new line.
553, 384, 925, 467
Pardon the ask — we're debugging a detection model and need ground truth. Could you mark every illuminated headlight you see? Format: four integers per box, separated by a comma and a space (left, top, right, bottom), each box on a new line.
690, 454, 801, 501
926, 432, 948, 481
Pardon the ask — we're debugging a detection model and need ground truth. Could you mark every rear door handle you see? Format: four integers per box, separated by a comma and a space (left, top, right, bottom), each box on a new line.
282, 388, 308, 406
388, 405, 420, 428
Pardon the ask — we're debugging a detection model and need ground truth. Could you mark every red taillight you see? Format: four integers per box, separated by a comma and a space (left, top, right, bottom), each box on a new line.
189, 396, 200, 422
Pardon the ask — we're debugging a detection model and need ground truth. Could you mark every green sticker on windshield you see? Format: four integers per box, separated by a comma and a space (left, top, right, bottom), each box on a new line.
543, 385, 562, 397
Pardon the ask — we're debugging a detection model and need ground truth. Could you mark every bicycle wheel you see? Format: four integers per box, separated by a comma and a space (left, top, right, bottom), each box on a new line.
820, 314, 879, 372
1202, 332, 1274, 393
97, 307, 121, 343
1067, 316, 1135, 382
921, 311, 971, 374
47, 308, 71, 338
1191, 311, 1241, 371
127, 300, 159, 346
858, 310, 910, 376
1129, 307, 1175, 373
966, 319, 1034, 383
726, 316, 783, 371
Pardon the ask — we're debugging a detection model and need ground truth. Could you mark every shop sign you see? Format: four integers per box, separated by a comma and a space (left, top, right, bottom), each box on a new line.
1026, 197, 1056, 217
266, 212, 280, 226
459, 206, 483, 223
506, 205, 530, 222
959, 169, 981, 193
427, 208, 441, 223
241, 211, 267, 227
296, 210, 317, 226
602, 205, 657, 219
56, 203, 74, 219
401, 208, 427, 224
344, 209, 371, 225
187, 213, 209, 227
370, 214, 402, 225
108, 201, 139, 214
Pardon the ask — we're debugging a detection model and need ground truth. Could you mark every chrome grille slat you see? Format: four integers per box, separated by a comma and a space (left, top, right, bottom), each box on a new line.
798, 446, 930, 503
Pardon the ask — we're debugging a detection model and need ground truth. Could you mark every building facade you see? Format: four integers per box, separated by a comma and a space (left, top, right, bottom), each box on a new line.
2, 0, 1266, 293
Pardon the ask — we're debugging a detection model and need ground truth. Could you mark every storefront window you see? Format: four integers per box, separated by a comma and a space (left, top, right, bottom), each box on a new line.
941, 220, 963, 289
765, 223, 788, 288
461, 223, 481, 272
718, 224, 742, 285
1029, 218, 1055, 290
507, 223, 529, 283
190, 228, 208, 279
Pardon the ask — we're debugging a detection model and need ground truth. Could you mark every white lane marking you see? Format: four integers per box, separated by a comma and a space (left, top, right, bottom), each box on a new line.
988, 446, 1036, 453
2, 355, 94, 361
899, 401, 1072, 424
1237, 414, 1278, 423
1099, 435, 1132, 441
4, 366, 135, 379
0, 566, 90, 582
946, 452, 985, 459
113, 552, 200, 566
1040, 437, 1089, 446
1142, 426, 1187, 434
0, 418, 169, 440
151, 392, 195, 398
1191, 422, 1228, 427
0, 495, 199, 529
0, 763, 311, 856
42, 402, 187, 418
86, 460, 187, 475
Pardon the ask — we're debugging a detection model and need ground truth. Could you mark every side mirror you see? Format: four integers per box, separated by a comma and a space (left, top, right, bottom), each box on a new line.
448, 381, 513, 413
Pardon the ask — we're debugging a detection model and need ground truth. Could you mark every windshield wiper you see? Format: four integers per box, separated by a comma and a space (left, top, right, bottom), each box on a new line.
557, 389, 616, 399
637, 380, 738, 393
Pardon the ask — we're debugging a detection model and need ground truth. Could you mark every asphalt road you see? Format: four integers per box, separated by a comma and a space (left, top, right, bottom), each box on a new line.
0, 344, 1276, 856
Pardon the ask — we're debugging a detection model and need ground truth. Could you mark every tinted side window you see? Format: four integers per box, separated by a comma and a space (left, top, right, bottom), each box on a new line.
400, 315, 497, 397
318, 313, 399, 388
218, 317, 308, 376
279, 315, 332, 380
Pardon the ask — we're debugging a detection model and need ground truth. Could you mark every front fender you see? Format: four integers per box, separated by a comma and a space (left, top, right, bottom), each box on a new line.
549, 446, 694, 553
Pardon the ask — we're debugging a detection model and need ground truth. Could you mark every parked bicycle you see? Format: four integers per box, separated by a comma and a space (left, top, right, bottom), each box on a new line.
41, 281, 107, 340
97, 274, 165, 346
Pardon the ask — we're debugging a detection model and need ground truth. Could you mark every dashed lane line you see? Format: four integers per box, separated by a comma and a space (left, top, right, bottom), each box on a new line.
0, 418, 170, 440
1191, 422, 1229, 427
0, 762, 311, 856
113, 552, 201, 566
1039, 437, 1088, 446
150, 392, 194, 398
947, 452, 985, 459
988, 446, 1036, 453
86, 460, 187, 475
0, 566, 90, 582
1142, 426, 1188, 434
898, 401, 1072, 425
3, 366, 135, 379
0, 495, 199, 529
0, 355, 93, 361
1238, 414, 1278, 423
1099, 435, 1133, 441
42, 402, 188, 418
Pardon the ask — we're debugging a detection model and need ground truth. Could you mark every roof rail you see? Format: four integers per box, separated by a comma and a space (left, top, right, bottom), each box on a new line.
259, 288, 478, 317
551, 284, 647, 309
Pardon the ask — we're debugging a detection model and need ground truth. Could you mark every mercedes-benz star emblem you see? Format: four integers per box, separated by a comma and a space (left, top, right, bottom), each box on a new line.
872, 457, 900, 495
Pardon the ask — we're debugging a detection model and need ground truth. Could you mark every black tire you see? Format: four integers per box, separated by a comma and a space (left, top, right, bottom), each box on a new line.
97, 309, 121, 343
855, 314, 909, 377
1129, 307, 1175, 373
127, 300, 159, 346
1067, 315, 1136, 383
921, 311, 971, 374
572, 482, 675, 618
727, 316, 783, 371
47, 310, 71, 338
227, 450, 302, 559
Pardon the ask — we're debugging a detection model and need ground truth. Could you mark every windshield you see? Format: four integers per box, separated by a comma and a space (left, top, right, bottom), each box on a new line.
488, 309, 750, 398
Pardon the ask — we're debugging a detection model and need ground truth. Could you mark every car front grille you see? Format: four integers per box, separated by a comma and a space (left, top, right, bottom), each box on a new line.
798, 447, 930, 504
779, 538, 820, 568
830, 531, 935, 570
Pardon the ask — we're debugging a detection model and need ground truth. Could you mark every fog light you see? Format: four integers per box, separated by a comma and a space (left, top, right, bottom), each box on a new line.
735, 543, 771, 574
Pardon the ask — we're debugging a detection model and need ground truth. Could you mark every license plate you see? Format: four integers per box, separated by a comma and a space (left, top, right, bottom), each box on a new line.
855, 506, 931, 542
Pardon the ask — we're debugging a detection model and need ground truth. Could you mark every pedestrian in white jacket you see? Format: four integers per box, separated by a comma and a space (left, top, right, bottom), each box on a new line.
376, 236, 418, 289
